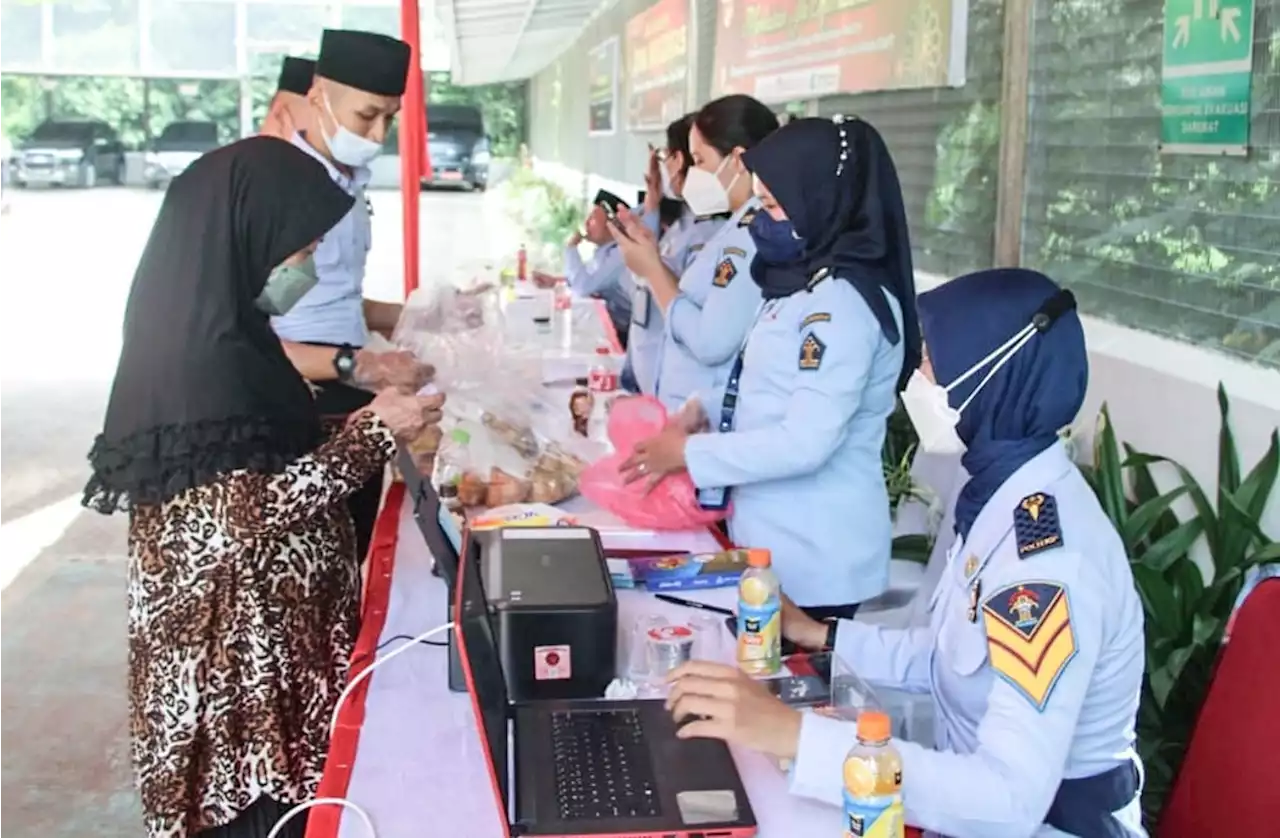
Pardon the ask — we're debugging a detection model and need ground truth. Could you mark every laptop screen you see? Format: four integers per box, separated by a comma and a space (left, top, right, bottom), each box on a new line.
457, 533, 511, 812
412, 478, 463, 589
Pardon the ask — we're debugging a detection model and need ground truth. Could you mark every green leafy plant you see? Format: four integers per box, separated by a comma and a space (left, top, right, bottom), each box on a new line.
884, 402, 935, 564
498, 168, 585, 267
1079, 385, 1279, 826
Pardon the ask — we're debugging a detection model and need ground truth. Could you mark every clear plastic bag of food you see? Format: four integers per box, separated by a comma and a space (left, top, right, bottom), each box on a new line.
392, 287, 510, 394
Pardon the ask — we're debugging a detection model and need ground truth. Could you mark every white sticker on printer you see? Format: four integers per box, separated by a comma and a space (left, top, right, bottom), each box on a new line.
534, 645, 572, 680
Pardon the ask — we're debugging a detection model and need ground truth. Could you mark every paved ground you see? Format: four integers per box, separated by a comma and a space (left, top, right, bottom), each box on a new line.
0, 183, 509, 837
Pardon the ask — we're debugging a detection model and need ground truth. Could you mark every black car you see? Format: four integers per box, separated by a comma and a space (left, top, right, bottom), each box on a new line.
145, 121, 219, 189
424, 104, 490, 191
13, 120, 125, 188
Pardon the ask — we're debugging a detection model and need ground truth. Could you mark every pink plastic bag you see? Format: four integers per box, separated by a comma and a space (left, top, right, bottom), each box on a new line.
579, 396, 730, 530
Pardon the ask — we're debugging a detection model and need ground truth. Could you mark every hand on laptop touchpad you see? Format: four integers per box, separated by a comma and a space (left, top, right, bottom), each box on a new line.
675, 790, 738, 825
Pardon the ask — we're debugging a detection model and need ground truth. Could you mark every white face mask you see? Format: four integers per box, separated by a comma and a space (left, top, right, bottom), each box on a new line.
900, 322, 1043, 454
682, 155, 739, 217
659, 161, 679, 200
320, 92, 382, 168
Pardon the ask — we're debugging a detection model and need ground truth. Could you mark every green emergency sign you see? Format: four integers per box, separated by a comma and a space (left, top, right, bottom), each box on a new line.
1160, 0, 1255, 155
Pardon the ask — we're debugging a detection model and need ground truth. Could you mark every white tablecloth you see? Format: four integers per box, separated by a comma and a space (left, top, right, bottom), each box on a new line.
307, 487, 853, 838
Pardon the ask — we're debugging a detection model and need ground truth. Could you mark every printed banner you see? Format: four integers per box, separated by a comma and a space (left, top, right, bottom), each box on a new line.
588, 37, 620, 135
710, 0, 967, 104
625, 0, 690, 131
1160, 0, 1254, 155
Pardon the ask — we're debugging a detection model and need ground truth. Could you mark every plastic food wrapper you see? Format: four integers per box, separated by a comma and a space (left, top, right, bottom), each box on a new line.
578, 396, 730, 530
391, 285, 514, 392
428, 381, 607, 508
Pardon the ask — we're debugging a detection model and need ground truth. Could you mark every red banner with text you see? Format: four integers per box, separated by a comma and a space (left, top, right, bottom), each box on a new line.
625, 0, 690, 131
711, 0, 966, 104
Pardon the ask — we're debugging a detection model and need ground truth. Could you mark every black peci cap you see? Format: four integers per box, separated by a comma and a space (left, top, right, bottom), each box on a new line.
276, 56, 316, 96
593, 189, 630, 214
315, 29, 412, 97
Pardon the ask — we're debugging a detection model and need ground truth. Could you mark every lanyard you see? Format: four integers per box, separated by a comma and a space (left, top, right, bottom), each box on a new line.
697, 300, 768, 511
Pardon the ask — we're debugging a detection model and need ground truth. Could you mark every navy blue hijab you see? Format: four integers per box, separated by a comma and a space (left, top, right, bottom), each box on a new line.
742, 117, 921, 388
917, 269, 1088, 539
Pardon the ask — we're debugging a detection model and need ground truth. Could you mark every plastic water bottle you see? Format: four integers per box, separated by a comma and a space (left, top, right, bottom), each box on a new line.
842, 710, 904, 838
736, 549, 781, 676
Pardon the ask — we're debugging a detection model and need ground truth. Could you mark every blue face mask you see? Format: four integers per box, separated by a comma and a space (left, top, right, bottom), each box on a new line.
749, 212, 805, 264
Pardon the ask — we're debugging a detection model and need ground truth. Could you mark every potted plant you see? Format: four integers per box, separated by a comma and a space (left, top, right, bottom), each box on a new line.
1079, 385, 1279, 825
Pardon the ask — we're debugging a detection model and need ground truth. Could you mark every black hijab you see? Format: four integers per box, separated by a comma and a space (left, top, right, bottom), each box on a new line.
84, 136, 355, 513
742, 117, 922, 387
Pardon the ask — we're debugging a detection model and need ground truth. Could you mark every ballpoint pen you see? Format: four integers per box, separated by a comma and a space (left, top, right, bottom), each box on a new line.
654, 593, 734, 616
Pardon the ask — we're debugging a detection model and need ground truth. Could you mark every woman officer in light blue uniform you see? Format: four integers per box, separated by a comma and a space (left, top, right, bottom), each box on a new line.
611, 95, 779, 411
663, 270, 1147, 838
626, 113, 730, 395
621, 117, 920, 619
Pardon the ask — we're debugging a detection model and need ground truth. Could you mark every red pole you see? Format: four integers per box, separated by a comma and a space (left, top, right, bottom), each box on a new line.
398, 0, 426, 295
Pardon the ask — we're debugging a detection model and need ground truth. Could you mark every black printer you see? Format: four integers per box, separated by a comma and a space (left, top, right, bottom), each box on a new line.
471, 526, 618, 701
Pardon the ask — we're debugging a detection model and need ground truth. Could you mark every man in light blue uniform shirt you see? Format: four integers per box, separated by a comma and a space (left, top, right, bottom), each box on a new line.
533, 189, 634, 347
662, 271, 1147, 838
269, 29, 430, 566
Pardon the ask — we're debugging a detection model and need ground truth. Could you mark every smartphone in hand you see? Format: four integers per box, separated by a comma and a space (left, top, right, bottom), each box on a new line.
603, 204, 631, 239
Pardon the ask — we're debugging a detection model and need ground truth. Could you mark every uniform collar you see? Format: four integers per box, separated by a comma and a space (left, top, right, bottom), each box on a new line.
290, 130, 372, 190
726, 196, 760, 227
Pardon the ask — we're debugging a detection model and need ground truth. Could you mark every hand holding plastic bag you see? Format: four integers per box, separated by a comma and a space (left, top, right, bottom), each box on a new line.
579, 396, 729, 530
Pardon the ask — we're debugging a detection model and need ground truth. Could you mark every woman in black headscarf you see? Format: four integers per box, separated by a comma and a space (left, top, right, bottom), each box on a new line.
622, 116, 920, 620
84, 136, 443, 838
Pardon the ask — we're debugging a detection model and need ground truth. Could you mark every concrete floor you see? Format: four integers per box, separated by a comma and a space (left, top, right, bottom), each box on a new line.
0, 182, 512, 836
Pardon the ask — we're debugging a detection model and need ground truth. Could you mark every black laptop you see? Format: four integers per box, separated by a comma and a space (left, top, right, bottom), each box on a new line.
454, 532, 758, 838
402, 451, 468, 691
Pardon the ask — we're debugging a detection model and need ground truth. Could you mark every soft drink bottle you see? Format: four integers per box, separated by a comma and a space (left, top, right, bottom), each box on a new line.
736, 549, 781, 676
841, 710, 904, 838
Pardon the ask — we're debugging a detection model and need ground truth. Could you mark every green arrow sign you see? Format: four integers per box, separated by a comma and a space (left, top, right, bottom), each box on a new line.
1161, 0, 1256, 155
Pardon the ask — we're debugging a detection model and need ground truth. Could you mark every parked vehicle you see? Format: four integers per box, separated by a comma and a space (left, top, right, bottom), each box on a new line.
12, 120, 125, 188
424, 104, 490, 192
145, 121, 219, 189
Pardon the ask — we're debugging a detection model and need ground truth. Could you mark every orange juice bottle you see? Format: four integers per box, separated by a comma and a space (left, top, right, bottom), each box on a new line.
842, 711, 903, 838
736, 549, 781, 676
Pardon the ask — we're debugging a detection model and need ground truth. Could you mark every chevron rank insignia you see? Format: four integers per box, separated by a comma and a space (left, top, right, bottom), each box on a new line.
738, 209, 758, 227
1014, 493, 1064, 558
713, 258, 737, 288
798, 333, 826, 371
982, 581, 1076, 710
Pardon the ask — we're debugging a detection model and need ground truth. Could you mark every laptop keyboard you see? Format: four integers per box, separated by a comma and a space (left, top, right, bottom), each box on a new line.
551, 708, 662, 821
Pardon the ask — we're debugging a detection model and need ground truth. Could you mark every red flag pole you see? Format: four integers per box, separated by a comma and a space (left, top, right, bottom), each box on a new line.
398, 0, 427, 295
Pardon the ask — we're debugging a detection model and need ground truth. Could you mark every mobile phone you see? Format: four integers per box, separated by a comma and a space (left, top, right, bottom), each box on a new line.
723, 615, 801, 657
763, 674, 832, 707
602, 204, 630, 238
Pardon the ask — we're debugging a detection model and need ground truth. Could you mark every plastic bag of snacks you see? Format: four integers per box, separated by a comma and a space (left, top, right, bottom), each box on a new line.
578, 396, 730, 530
427, 380, 606, 509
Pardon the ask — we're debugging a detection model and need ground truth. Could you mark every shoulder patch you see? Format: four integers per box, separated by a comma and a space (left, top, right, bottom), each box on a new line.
802, 312, 832, 329
799, 332, 826, 371
723, 246, 747, 258
713, 258, 738, 288
738, 209, 758, 228
1014, 493, 1063, 558
982, 581, 1076, 711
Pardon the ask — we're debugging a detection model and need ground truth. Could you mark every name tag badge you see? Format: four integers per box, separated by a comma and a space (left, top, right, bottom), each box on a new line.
632, 286, 651, 328
697, 486, 730, 511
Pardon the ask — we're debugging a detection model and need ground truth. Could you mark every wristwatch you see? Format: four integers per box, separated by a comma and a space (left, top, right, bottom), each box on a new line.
823, 619, 839, 651
333, 345, 357, 383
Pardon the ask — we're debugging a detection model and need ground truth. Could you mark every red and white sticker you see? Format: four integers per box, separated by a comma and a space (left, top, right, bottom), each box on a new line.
647, 624, 695, 642
534, 644, 572, 680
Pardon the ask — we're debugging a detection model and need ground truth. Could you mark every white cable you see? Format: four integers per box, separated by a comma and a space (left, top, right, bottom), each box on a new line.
329, 620, 455, 738
265, 797, 375, 838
